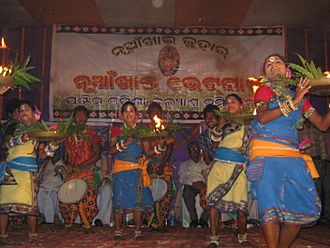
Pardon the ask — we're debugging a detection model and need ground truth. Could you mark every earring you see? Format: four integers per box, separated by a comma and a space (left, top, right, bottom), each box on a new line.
285, 69, 292, 78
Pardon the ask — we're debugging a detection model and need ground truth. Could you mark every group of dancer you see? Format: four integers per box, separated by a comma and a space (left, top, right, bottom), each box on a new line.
1, 53, 330, 248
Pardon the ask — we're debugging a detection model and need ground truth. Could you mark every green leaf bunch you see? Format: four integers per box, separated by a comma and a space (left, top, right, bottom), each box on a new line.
15, 119, 49, 135
10, 55, 41, 90
56, 114, 88, 140
288, 54, 324, 79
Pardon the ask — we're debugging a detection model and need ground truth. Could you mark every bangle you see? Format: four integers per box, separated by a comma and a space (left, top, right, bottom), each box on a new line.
211, 134, 222, 142
116, 143, 123, 152
45, 145, 55, 157
288, 99, 298, 111
212, 127, 222, 136
120, 140, 128, 149
158, 144, 166, 152
9, 135, 24, 147
48, 142, 59, 151
46, 151, 55, 157
46, 143, 59, 153
154, 146, 162, 154
278, 101, 289, 117
304, 107, 315, 119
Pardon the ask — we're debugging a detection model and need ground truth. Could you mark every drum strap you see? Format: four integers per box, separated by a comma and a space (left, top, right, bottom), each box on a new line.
113, 159, 151, 187
79, 201, 91, 227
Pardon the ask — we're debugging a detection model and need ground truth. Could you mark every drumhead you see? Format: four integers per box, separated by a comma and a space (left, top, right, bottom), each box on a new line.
58, 178, 87, 204
149, 178, 167, 201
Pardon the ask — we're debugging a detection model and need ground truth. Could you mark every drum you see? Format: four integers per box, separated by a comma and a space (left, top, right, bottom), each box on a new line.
149, 178, 167, 201
58, 178, 87, 204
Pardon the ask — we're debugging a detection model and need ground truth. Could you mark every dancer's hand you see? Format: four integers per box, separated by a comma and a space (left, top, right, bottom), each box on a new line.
0, 86, 11, 95
294, 77, 311, 105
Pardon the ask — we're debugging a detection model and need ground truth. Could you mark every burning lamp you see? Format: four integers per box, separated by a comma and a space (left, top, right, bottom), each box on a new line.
0, 37, 13, 87
153, 115, 165, 132
324, 71, 330, 78
0, 36, 40, 90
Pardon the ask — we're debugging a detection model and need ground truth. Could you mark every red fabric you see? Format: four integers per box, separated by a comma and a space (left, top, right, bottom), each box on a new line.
64, 127, 100, 167
254, 86, 274, 103
60, 177, 98, 226
302, 98, 313, 113
254, 86, 312, 113
111, 126, 122, 137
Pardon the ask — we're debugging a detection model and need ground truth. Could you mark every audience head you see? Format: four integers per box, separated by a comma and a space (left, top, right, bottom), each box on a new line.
147, 101, 163, 120
188, 141, 201, 163
225, 94, 243, 114
202, 104, 219, 129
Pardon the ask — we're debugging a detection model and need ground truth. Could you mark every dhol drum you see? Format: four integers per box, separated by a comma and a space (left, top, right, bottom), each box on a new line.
149, 178, 167, 201
58, 178, 87, 204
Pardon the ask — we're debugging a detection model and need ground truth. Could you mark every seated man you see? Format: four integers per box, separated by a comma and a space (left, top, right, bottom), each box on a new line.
37, 147, 65, 225
178, 141, 209, 228
93, 124, 113, 227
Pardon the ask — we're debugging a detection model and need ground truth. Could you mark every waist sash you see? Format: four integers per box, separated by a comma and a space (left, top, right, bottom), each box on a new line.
113, 159, 151, 187
214, 147, 247, 164
0, 156, 38, 183
249, 139, 319, 178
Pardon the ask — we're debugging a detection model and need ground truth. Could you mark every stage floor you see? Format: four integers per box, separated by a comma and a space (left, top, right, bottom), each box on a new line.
1, 223, 330, 247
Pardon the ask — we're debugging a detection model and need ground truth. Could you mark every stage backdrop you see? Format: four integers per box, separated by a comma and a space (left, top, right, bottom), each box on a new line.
50, 25, 285, 123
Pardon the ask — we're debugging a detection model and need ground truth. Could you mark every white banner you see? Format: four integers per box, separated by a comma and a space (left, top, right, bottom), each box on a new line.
50, 25, 285, 122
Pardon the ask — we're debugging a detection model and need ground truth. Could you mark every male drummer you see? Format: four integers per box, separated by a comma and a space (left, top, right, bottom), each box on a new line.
59, 105, 101, 229
178, 141, 209, 228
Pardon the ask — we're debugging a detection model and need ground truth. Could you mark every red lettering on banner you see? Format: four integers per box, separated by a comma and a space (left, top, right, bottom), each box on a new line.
182, 77, 201, 90
167, 77, 181, 90
73, 70, 159, 93
91, 76, 108, 89
167, 76, 252, 93
74, 75, 95, 93
221, 77, 238, 91
73, 71, 252, 94
202, 77, 218, 91
140, 76, 159, 90
239, 78, 246, 91
115, 75, 134, 90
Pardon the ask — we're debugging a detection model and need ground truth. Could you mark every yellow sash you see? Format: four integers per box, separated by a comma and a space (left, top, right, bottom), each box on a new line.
113, 159, 151, 187
249, 139, 319, 178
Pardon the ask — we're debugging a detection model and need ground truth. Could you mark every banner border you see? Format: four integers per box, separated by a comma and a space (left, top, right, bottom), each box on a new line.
55, 24, 283, 36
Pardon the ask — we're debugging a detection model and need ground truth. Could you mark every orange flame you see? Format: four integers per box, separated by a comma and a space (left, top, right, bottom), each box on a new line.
0, 37, 7, 49
252, 85, 259, 93
324, 71, 330, 78
0, 65, 11, 76
248, 77, 259, 82
153, 115, 165, 131
252, 85, 260, 116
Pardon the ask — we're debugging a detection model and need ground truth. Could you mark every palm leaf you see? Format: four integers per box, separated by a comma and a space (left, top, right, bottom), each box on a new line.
308, 60, 319, 78
288, 63, 315, 78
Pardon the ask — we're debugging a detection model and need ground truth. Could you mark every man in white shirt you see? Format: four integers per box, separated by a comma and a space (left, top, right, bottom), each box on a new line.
37, 148, 65, 224
178, 141, 209, 228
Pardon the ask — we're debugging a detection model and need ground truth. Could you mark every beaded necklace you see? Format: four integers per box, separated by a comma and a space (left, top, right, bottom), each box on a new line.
263, 79, 306, 129
263, 80, 293, 102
